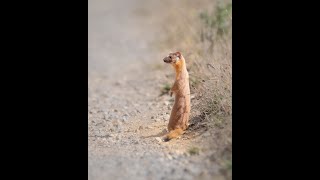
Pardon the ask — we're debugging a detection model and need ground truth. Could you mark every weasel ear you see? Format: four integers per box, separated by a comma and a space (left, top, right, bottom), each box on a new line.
175, 51, 181, 58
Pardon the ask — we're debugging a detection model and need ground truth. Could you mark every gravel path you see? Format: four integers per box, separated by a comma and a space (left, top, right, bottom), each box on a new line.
88, 1, 225, 180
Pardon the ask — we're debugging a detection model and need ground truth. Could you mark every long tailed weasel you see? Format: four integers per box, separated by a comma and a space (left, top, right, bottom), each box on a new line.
162, 52, 191, 141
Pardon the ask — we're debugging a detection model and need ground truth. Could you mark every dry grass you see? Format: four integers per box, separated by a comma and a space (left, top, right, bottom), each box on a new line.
153, 0, 231, 116
154, 0, 232, 129
152, 0, 232, 179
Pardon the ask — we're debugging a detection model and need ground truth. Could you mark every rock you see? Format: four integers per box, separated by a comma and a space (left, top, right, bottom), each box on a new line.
114, 109, 118, 112
191, 95, 195, 100
151, 116, 154, 119
164, 101, 169, 106
155, 137, 163, 143
139, 126, 143, 130
124, 113, 129, 117
163, 114, 170, 120
166, 154, 173, 160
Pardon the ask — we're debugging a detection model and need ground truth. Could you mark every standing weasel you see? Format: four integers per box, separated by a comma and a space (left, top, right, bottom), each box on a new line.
162, 52, 191, 141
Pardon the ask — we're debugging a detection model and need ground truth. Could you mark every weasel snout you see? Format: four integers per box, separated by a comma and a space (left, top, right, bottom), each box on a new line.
163, 56, 171, 63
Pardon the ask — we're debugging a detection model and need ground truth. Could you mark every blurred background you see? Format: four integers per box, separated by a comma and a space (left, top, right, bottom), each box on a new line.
89, 0, 231, 179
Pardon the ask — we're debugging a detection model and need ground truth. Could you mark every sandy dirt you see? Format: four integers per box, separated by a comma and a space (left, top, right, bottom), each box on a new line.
88, 0, 228, 180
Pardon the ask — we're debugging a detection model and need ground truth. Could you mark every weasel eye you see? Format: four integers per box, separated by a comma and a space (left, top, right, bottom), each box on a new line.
169, 56, 172, 59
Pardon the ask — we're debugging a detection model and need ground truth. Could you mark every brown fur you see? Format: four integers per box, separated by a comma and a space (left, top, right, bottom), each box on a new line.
162, 52, 191, 141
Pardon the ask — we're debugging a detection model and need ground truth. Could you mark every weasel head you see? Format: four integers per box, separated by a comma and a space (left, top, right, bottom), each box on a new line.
163, 51, 183, 65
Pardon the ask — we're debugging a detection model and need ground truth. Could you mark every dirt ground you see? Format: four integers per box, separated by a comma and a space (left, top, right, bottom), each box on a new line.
88, 0, 230, 180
